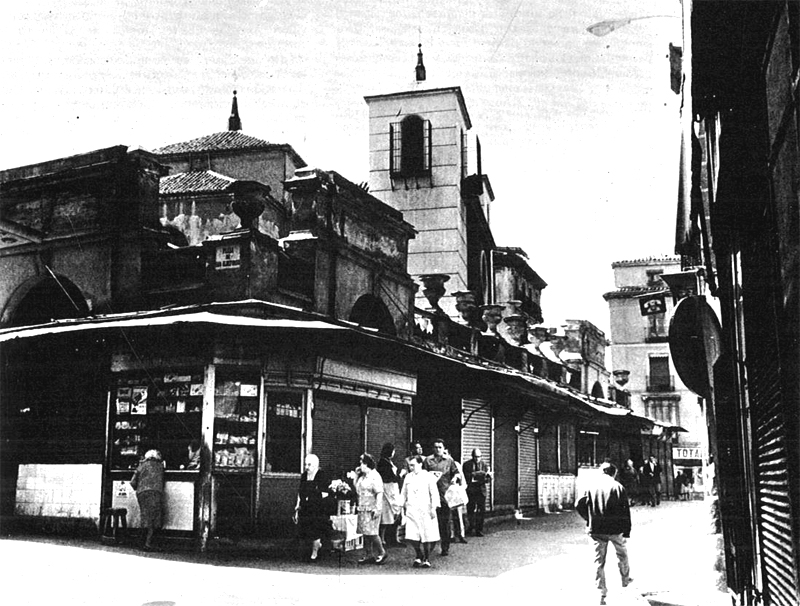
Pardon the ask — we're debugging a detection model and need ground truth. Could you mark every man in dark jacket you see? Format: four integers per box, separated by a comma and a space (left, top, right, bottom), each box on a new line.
576, 462, 633, 605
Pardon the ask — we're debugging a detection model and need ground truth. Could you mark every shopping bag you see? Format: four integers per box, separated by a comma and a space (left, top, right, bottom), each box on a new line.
444, 483, 468, 509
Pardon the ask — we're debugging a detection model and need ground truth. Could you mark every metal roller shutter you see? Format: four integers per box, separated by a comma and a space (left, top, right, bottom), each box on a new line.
313, 397, 362, 479
744, 230, 800, 606
519, 410, 538, 508
462, 399, 492, 510
366, 406, 409, 462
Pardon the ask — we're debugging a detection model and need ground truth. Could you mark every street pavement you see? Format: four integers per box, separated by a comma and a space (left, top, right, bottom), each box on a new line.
0, 499, 729, 606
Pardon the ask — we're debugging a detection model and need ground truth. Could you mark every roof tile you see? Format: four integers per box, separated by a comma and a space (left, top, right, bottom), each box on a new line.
160, 171, 236, 195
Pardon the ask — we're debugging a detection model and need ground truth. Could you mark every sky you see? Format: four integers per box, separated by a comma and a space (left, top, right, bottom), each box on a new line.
0, 0, 683, 335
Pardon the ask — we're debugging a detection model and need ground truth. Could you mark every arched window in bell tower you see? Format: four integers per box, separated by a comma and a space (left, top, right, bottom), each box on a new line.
390, 114, 431, 178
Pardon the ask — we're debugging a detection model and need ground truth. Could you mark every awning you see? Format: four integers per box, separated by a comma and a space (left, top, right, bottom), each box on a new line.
0, 310, 344, 343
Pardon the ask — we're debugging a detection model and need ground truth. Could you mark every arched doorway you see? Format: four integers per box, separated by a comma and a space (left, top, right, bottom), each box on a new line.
349, 295, 396, 336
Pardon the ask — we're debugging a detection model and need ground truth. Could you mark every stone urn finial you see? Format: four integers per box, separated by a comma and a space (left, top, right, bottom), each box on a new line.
613, 369, 631, 386
505, 299, 523, 316
419, 274, 450, 312
454, 290, 478, 325
480, 304, 504, 335
503, 314, 528, 346
231, 196, 266, 230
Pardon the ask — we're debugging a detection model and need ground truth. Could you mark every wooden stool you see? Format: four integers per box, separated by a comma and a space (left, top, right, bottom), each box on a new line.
100, 507, 127, 543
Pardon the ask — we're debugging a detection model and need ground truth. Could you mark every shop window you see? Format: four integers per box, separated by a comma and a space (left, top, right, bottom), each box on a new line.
265, 391, 303, 473
110, 371, 203, 470
578, 430, 600, 467
213, 374, 259, 471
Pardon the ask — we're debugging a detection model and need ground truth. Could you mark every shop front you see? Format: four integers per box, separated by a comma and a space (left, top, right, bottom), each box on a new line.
0, 309, 418, 548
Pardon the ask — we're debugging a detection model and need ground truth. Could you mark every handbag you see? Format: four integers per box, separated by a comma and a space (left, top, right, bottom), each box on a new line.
444, 483, 468, 509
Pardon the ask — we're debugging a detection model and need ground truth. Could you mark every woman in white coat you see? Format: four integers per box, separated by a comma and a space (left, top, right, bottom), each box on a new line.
400, 454, 440, 568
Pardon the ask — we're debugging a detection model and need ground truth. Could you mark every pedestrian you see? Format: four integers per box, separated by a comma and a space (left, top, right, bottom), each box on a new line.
683, 467, 694, 501
423, 438, 461, 556
445, 449, 468, 544
576, 462, 633, 605
401, 441, 424, 479
400, 454, 440, 568
182, 439, 201, 470
618, 459, 639, 506
463, 447, 491, 536
675, 470, 686, 501
377, 442, 402, 546
292, 453, 331, 562
130, 449, 165, 551
353, 453, 388, 565
642, 455, 662, 506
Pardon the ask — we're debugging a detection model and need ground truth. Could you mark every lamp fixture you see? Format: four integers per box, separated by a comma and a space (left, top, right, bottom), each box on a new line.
586, 14, 680, 37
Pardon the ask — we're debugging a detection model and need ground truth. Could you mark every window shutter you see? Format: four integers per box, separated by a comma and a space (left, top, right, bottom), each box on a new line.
390, 121, 402, 177
424, 119, 432, 173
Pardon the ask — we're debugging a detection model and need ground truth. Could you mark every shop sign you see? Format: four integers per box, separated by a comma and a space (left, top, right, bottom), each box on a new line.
673, 446, 703, 460
216, 244, 241, 270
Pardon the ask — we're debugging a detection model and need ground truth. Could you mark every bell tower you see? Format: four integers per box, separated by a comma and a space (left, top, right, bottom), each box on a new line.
364, 46, 474, 316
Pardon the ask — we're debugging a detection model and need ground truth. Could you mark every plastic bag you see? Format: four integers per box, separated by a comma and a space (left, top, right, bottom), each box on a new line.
444, 483, 468, 509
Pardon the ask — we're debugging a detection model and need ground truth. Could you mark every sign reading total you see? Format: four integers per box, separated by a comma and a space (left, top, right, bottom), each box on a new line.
216, 244, 241, 270
673, 446, 704, 460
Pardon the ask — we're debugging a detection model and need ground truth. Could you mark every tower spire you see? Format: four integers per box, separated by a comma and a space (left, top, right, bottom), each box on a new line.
415, 44, 426, 82
228, 90, 242, 131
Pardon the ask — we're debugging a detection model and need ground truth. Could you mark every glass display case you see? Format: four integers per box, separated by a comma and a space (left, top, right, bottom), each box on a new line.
110, 372, 203, 470
213, 374, 259, 471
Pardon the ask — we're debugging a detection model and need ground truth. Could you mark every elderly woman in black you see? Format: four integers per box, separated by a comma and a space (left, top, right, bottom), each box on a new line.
377, 442, 402, 546
293, 454, 330, 561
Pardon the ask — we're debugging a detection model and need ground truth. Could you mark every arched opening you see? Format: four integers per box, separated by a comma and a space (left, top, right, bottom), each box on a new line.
591, 382, 605, 399
4, 275, 89, 327
349, 295, 396, 336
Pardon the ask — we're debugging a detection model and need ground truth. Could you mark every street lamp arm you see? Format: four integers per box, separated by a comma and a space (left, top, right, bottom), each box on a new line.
586, 14, 680, 37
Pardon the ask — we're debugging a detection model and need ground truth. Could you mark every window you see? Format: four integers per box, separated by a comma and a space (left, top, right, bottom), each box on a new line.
647, 355, 673, 391
390, 115, 431, 177
647, 313, 668, 340
265, 391, 303, 473
461, 129, 468, 179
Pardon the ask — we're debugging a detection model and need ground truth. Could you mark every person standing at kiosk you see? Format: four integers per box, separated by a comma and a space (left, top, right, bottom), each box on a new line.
130, 449, 165, 550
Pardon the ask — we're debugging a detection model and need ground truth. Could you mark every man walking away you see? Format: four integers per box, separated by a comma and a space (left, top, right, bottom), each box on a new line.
576, 462, 633, 605
463, 448, 491, 536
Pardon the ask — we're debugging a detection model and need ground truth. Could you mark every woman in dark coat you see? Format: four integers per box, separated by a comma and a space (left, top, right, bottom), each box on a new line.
377, 442, 402, 546
293, 453, 330, 561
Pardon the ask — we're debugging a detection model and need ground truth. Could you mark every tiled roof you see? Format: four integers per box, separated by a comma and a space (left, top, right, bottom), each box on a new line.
611, 255, 680, 268
160, 171, 236, 195
602, 285, 670, 300
153, 131, 280, 155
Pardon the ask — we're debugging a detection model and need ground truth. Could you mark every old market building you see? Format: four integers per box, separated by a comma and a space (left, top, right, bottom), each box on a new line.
0, 60, 677, 549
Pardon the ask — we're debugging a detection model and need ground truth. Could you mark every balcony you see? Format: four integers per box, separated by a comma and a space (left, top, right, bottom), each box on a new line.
646, 375, 675, 392
644, 326, 669, 343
